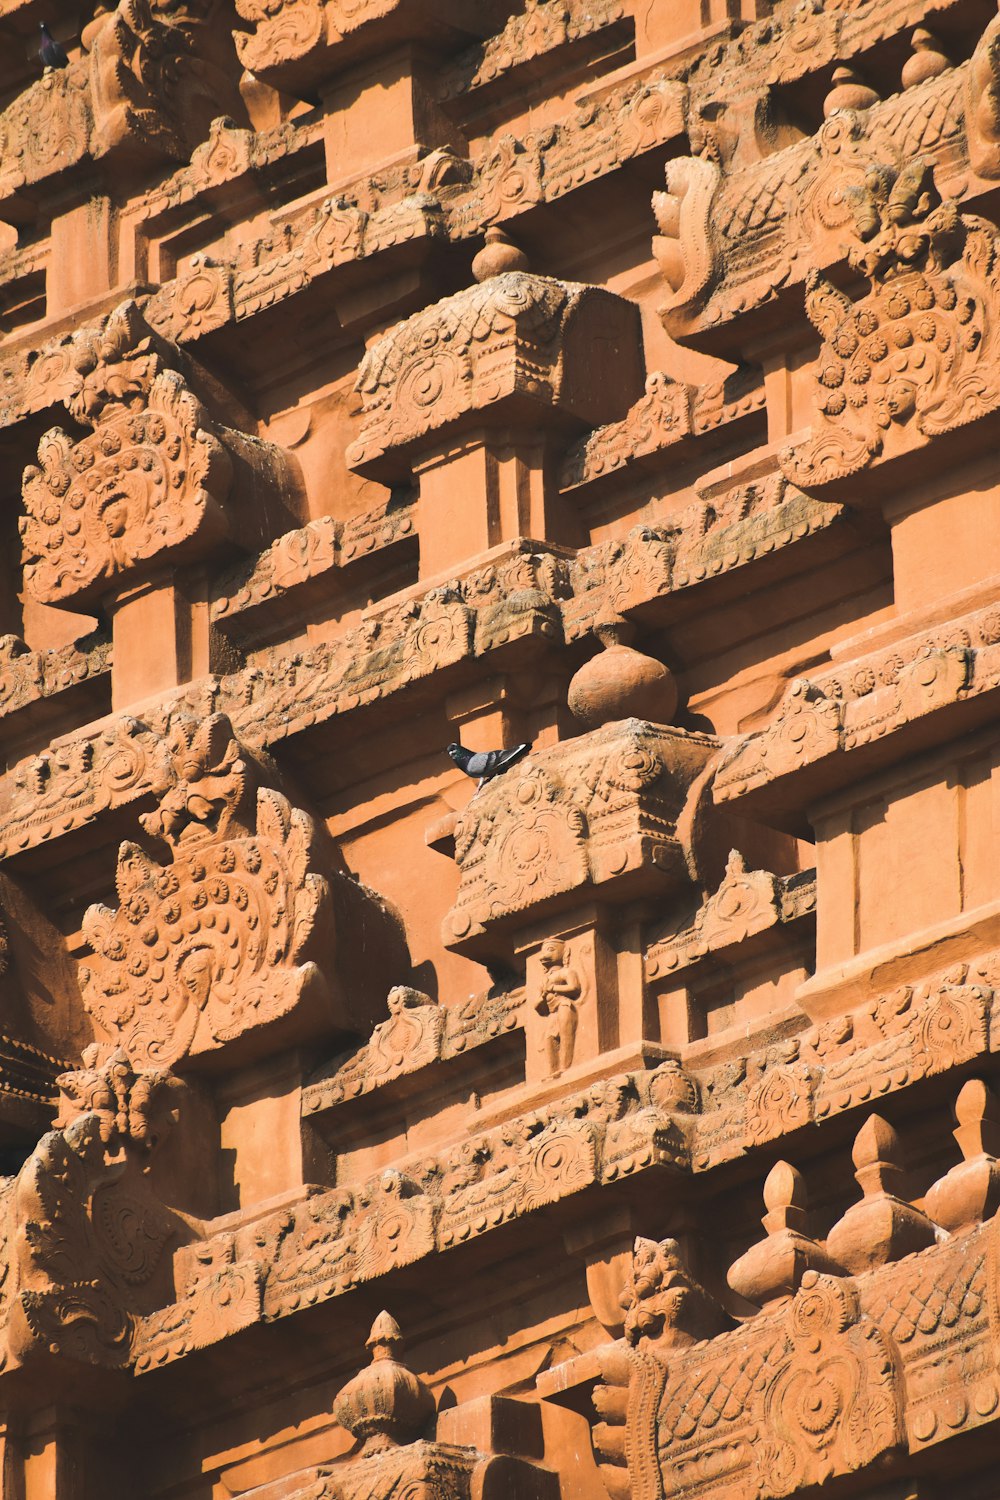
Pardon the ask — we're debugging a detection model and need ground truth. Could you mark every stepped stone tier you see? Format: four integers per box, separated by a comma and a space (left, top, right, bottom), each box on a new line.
7, 0, 1000, 1496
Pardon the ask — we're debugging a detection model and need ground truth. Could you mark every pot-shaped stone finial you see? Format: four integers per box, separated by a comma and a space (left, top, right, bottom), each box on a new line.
333, 1312, 436, 1454
901, 28, 950, 90
823, 64, 880, 117
567, 613, 677, 729
472, 226, 530, 282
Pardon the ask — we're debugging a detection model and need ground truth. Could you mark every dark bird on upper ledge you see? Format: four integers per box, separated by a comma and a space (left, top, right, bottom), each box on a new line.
447, 740, 531, 790
39, 23, 69, 70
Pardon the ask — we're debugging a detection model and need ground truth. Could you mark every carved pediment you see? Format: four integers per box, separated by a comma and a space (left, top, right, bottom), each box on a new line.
80, 714, 407, 1070
20, 301, 301, 608
783, 158, 1000, 488
0, 0, 245, 208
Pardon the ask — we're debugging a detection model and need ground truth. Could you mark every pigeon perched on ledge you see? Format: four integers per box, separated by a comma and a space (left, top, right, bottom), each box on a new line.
446, 741, 531, 789
39, 23, 69, 70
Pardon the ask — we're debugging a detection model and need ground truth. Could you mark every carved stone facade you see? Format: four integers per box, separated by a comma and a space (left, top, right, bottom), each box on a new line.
1, 3, 1000, 1500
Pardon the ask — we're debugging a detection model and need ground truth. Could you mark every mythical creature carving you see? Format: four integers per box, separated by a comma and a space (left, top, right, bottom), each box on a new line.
8, 1046, 193, 1368
620, 1236, 724, 1353
88, 0, 244, 163
784, 158, 1000, 487
652, 156, 722, 335
80, 714, 405, 1069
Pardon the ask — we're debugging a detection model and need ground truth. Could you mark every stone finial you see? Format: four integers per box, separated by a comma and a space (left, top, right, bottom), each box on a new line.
567, 612, 678, 729
901, 27, 951, 89
333, 1312, 435, 1454
728, 1160, 842, 1311
472, 225, 530, 282
823, 64, 880, 117
925, 1079, 1000, 1234
825, 1115, 937, 1274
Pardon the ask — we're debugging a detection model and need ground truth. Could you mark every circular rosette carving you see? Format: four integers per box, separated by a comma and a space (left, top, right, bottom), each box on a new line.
760, 681, 842, 776
394, 343, 472, 430
483, 773, 588, 918
92, 1184, 178, 1287
911, 984, 983, 1071
745, 1066, 812, 1146
789, 1271, 858, 1351
798, 115, 870, 235
81, 790, 330, 1068
21, 372, 232, 606
756, 1271, 902, 1497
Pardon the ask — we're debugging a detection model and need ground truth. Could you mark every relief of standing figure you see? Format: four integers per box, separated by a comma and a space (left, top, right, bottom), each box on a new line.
534, 937, 582, 1077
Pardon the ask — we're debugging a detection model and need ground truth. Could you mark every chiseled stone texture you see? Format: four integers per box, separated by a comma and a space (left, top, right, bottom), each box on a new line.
1, 3, 1000, 1500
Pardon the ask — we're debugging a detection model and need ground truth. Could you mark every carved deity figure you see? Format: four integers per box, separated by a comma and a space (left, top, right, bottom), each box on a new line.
534, 938, 582, 1077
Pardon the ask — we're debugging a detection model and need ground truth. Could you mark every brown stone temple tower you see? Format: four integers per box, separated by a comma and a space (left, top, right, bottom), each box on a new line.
4, 0, 1000, 1495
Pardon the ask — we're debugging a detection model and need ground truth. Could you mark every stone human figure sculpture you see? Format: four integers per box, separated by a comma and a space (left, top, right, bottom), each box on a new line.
534, 938, 582, 1077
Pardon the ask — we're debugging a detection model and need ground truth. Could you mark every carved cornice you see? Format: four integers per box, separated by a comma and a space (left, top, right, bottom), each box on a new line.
559, 367, 763, 493
210, 500, 416, 638
645, 854, 816, 983
231, 0, 510, 91
439, 0, 627, 101
0, 631, 110, 740
0, 932, 990, 1375
135, 1059, 691, 1369
694, 955, 997, 1165
0, 479, 846, 862
303, 984, 522, 1118
29, 940, 1000, 1372
0, 62, 686, 399
713, 593, 1000, 814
